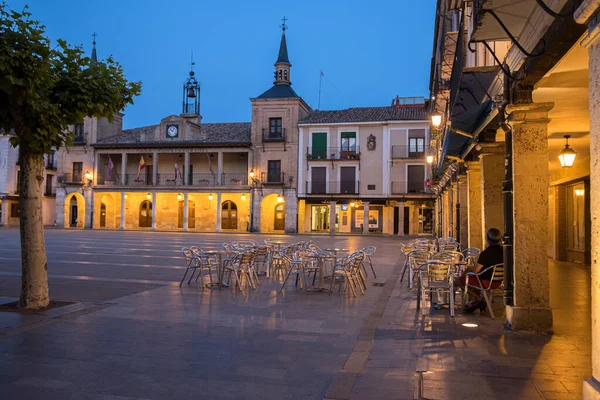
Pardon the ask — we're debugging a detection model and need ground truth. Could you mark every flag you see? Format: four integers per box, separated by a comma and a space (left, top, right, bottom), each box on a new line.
207, 153, 216, 180
174, 162, 180, 180
136, 155, 146, 181
107, 156, 114, 180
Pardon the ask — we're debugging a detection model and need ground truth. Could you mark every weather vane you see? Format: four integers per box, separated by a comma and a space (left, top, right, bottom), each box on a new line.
190, 51, 195, 73
281, 16, 288, 31
92, 32, 97, 45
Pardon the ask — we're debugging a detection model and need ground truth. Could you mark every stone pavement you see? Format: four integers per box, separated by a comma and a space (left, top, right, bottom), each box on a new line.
0, 229, 592, 399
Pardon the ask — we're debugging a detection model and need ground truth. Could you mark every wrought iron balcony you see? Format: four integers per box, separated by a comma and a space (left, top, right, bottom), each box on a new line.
58, 173, 84, 185
391, 146, 430, 159
305, 180, 359, 195
261, 172, 285, 185
306, 146, 360, 161
262, 128, 286, 142
391, 181, 432, 195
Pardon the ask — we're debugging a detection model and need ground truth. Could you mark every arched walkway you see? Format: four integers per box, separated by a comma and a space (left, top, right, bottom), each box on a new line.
221, 200, 237, 230
260, 193, 284, 232
64, 192, 85, 228
99, 194, 116, 228
139, 200, 152, 228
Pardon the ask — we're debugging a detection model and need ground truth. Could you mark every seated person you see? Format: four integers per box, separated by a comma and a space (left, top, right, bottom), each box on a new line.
457, 228, 503, 313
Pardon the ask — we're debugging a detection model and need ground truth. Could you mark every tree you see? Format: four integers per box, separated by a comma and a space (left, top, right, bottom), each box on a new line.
0, 4, 141, 309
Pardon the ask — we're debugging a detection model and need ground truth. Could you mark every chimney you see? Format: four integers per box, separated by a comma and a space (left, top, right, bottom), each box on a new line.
392, 95, 401, 110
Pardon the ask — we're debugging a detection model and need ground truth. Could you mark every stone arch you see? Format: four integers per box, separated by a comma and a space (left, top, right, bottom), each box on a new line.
99, 194, 116, 229
221, 200, 237, 230
139, 200, 152, 228
64, 192, 85, 228
260, 193, 284, 233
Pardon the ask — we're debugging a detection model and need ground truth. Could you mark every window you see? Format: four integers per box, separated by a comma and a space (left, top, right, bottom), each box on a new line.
45, 175, 53, 196
341, 132, 357, 153
267, 160, 281, 183
47, 151, 56, 168
567, 183, 586, 252
367, 184, 376, 191
72, 162, 83, 182
10, 203, 20, 218
409, 137, 425, 155
269, 118, 282, 138
74, 123, 84, 143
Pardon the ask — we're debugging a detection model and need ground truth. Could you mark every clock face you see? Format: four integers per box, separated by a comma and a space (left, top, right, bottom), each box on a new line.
166, 125, 178, 138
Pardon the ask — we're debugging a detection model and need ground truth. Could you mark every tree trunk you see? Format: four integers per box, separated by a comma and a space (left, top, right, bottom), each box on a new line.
18, 150, 49, 309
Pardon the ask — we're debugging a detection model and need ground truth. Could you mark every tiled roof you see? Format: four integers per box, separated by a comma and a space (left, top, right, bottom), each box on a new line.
256, 84, 300, 99
299, 105, 428, 124
93, 122, 251, 147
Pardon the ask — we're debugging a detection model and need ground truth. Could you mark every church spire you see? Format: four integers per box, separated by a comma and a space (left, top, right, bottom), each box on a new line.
273, 17, 291, 85
91, 32, 98, 65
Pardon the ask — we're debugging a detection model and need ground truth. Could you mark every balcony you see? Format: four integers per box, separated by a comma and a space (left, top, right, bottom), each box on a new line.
391, 146, 429, 159
391, 181, 432, 195
96, 172, 249, 187
46, 159, 58, 170
58, 173, 84, 185
306, 147, 361, 161
305, 181, 359, 195
262, 128, 286, 142
261, 172, 285, 185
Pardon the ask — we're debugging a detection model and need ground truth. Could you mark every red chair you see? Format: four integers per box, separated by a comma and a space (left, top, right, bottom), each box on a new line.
464, 263, 504, 319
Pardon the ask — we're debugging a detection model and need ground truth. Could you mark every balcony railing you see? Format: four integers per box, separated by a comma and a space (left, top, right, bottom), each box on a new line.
391, 146, 429, 159
391, 181, 432, 195
96, 172, 249, 187
125, 174, 153, 186
261, 172, 285, 185
221, 173, 248, 186
157, 173, 183, 186
58, 173, 84, 185
306, 147, 361, 161
262, 128, 286, 142
305, 181, 359, 195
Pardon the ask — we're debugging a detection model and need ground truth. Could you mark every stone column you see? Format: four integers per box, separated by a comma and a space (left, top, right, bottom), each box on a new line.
329, 201, 336, 235
93, 154, 100, 186
363, 201, 370, 235
575, 3, 600, 397
466, 162, 483, 249
151, 192, 157, 231
458, 174, 469, 249
0, 199, 8, 225
217, 152, 223, 185
448, 180, 454, 238
397, 202, 405, 236
216, 193, 222, 232
505, 101, 553, 333
479, 146, 505, 244
184, 152, 190, 185
120, 192, 126, 230
121, 152, 127, 185
152, 151, 158, 186
84, 187, 93, 229
183, 192, 189, 231
284, 192, 298, 233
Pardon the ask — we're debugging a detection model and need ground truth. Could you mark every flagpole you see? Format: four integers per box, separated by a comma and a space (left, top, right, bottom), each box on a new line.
318, 70, 323, 109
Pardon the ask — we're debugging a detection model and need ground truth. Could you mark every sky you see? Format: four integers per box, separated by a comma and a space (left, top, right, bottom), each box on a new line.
8, 0, 436, 129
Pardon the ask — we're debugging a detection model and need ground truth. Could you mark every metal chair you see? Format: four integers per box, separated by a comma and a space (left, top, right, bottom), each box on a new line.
462, 247, 481, 268
278, 251, 308, 294
419, 261, 454, 317
464, 263, 504, 318
189, 246, 215, 285
330, 252, 366, 297
407, 250, 432, 289
179, 247, 201, 286
361, 246, 377, 279
224, 250, 257, 291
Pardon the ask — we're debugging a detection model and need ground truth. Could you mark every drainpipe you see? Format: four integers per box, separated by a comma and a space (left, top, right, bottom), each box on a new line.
501, 68, 514, 307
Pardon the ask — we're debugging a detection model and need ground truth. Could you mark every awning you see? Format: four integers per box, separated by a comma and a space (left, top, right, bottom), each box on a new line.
440, 99, 498, 165
471, 0, 538, 42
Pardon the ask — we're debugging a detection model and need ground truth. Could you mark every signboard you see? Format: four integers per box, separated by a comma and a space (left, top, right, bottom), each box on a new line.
355, 209, 379, 229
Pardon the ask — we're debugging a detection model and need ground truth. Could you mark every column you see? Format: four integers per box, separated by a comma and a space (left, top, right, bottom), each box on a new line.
215, 192, 222, 232
93, 154, 100, 186
457, 174, 469, 249
575, 4, 600, 396
329, 201, 336, 235
151, 191, 157, 231
84, 187, 93, 229
152, 151, 158, 186
183, 192, 189, 231
0, 199, 8, 225
121, 152, 127, 185
466, 162, 483, 249
448, 180, 454, 238
120, 192, 126, 230
363, 201, 370, 235
217, 152, 223, 185
479, 146, 505, 244
184, 152, 190, 185
397, 202, 405, 236
505, 101, 553, 332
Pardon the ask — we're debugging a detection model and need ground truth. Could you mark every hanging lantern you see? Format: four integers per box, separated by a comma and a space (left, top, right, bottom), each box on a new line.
146, 193, 152, 200
249, 169, 255, 178
431, 113, 442, 129
558, 135, 576, 168
208, 194, 214, 201
241, 194, 246, 201
277, 195, 284, 203
177, 193, 182, 201
426, 155, 434, 164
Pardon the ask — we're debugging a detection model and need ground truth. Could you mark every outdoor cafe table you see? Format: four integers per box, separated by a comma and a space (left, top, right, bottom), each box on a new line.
203, 250, 228, 288
305, 253, 336, 292
268, 240, 288, 251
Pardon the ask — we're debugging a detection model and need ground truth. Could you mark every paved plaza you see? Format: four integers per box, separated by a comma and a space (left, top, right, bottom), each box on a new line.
0, 229, 592, 399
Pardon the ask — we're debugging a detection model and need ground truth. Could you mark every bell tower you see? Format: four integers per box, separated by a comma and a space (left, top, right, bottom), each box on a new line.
274, 18, 291, 85
182, 55, 200, 116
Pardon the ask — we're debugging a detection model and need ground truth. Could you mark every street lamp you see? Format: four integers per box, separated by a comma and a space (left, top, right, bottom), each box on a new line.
426, 154, 434, 164
241, 194, 246, 201
558, 135, 576, 168
208, 193, 214, 201
85, 170, 92, 182
431, 112, 442, 129
177, 193, 182, 201
277, 194, 284, 203
249, 169, 255, 178
146, 193, 151, 200
350, 202, 355, 208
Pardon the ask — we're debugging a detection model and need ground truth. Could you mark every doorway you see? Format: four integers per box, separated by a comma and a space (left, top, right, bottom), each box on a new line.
100, 203, 106, 227
418, 207, 434, 234
221, 201, 238, 230
70, 196, 78, 227
393, 206, 399, 235
274, 203, 285, 230
178, 200, 196, 229
139, 200, 152, 228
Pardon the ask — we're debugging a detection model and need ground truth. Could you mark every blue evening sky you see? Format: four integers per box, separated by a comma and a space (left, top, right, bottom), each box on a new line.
8, 0, 435, 129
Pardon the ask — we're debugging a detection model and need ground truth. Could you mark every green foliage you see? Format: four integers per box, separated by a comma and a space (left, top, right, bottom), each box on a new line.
0, 3, 141, 154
